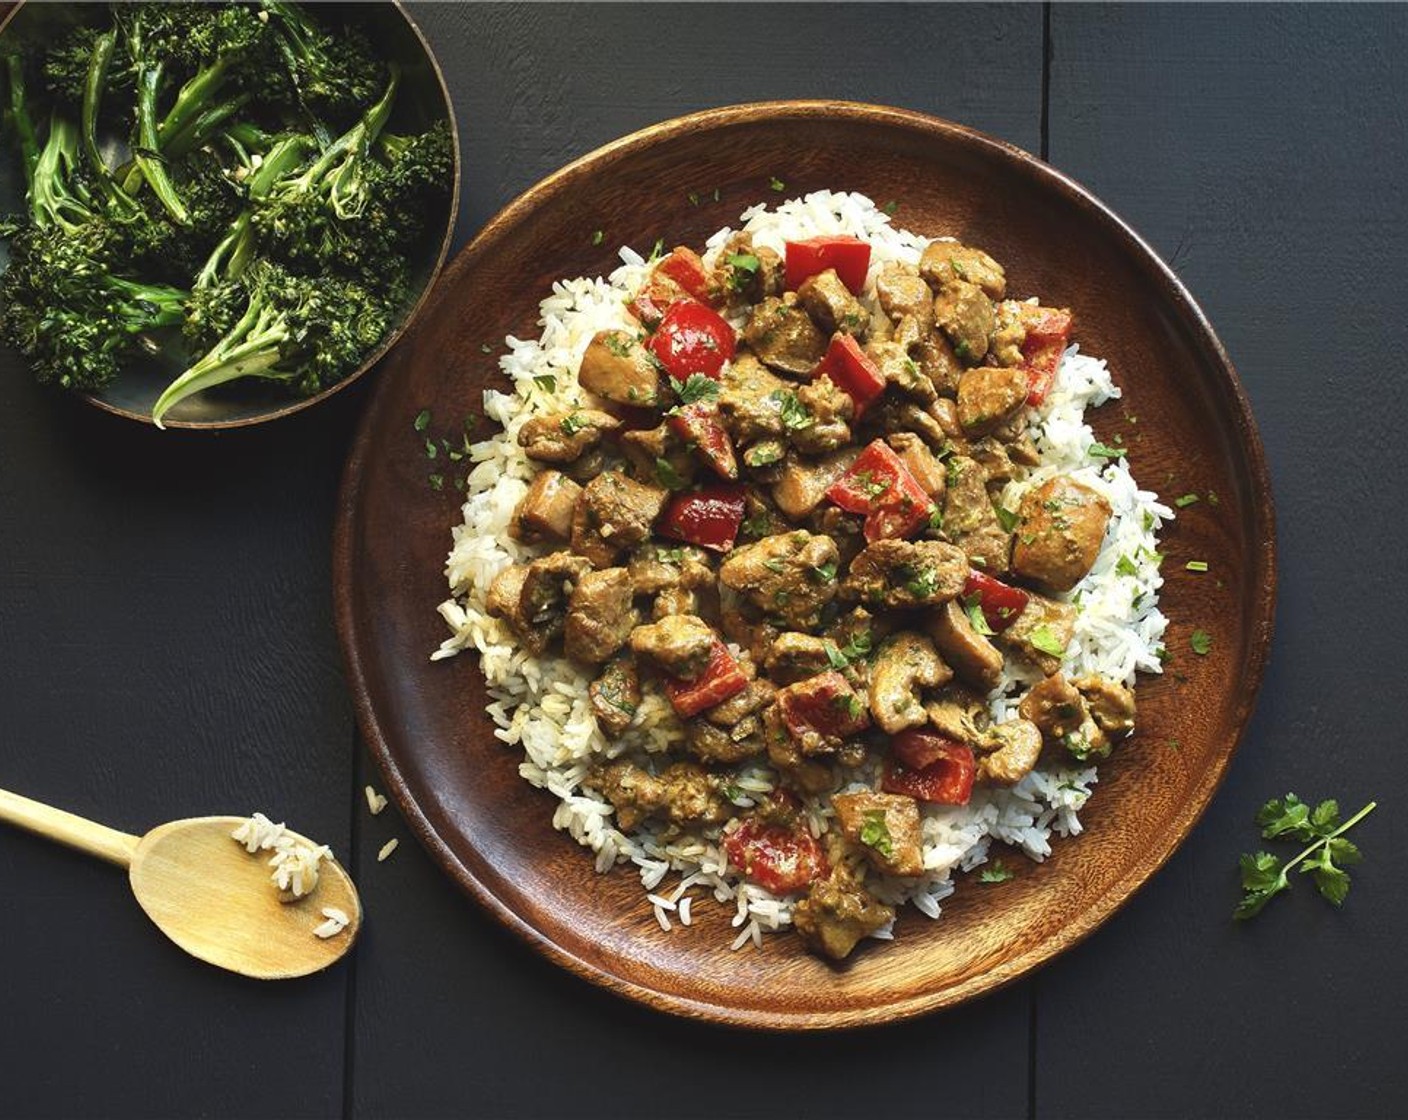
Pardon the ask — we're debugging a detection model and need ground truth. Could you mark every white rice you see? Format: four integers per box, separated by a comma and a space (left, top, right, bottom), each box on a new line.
230, 811, 334, 903
313, 906, 350, 940
432, 191, 1169, 949
364, 785, 388, 815
376, 838, 399, 863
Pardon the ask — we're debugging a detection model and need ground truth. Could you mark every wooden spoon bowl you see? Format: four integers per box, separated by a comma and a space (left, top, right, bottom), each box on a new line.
334, 101, 1276, 1029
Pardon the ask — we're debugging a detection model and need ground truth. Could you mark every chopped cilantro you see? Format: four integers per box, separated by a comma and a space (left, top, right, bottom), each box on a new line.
859, 811, 893, 858
904, 565, 940, 600
413, 408, 431, 432
763, 558, 788, 574
480, 343, 493, 354
769, 176, 785, 192
963, 593, 995, 637
1088, 441, 1125, 461
994, 504, 1019, 532
1029, 624, 1066, 658
1142, 510, 1156, 532
688, 191, 700, 207
927, 506, 945, 532
560, 412, 588, 436
1207, 490, 1221, 506
979, 860, 1015, 884
424, 439, 437, 460
769, 389, 815, 431
1174, 493, 1200, 508
728, 252, 760, 274
654, 458, 689, 491
810, 561, 839, 584
1190, 629, 1213, 655
1186, 560, 1209, 573
656, 547, 686, 566
591, 229, 604, 246
1116, 554, 1139, 577
744, 443, 785, 468
428, 473, 444, 491
882, 199, 900, 216
671, 374, 722, 405
533, 374, 557, 394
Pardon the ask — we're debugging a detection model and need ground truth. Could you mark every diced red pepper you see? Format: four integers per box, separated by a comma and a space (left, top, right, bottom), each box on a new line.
785, 235, 872, 295
777, 670, 870, 743
626, 248, 718, 327
655, 247, 714, 304
962, 570, 1031, 634
811, 334, 886, 417
1020, 306, 1073, 406
667, 402, 738, 481
883, 732, 976, 805
825, 438, 936, 542
656, 483, 747, 552
647, 299, 736, 382
663, 639, 748, 717
723, 816, 829, 895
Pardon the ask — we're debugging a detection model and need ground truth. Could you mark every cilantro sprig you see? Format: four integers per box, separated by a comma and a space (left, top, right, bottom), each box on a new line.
1234, 794, 1377, 920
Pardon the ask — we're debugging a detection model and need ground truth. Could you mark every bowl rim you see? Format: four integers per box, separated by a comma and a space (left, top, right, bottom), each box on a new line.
333, 98, 1278, 1030
0, 0, 461, 432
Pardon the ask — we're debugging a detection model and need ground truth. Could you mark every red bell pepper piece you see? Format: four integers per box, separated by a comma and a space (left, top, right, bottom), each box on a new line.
825, 438, 936, 542
812, 335, 886, 417
1021, 306, 1073, 406
883, 732, 976, 805
655, 246, 713, 303
723, 815, 829, 895
647, 299, 736, 382
663, 639, 748, 717
777, 670, 870, 744
962, 570, 1030, 633
667, 402, 738, 481
785, 235, 872, 295
656, 484, 747, 552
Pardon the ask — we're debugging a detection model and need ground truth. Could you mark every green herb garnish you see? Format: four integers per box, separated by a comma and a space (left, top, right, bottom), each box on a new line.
1186, 560, 1209, 573
1029, 624, 1066, 658
1115, 554, 1139, 577
882, 200, 900, 216
979, 860, 1014, 884
560, 412, 588, 436
859, 811, 893, 858
533, 374, 557, 394
994, 504, 1019, 532
1088, 442, 1126, 461
768, 176, 785, 192
428, 473, 444, 491
1234, 795, 1376, 920
671, 373, 721, 405
1175, 493, 1200, 508
413, 408, 431, 432
654, 457, 688, 491
962, 593, 995, 637
1190, 629, 1212, 655
591, 229, 604, 246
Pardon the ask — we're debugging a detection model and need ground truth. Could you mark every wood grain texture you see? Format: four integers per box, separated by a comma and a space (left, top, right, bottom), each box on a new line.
1035, 6, 1408, 1118
334, 102, 1273, 1030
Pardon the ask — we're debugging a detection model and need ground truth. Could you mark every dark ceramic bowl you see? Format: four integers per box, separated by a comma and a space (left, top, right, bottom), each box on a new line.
0, 1, 458, 430
334, 102, 1276, 1029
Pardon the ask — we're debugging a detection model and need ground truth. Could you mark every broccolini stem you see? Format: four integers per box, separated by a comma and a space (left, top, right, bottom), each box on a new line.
152, 309, 291, 428
162, 94, 253, 162
132, 64, 190, 225
5, 52, 40, 190
157, 57, 238, 148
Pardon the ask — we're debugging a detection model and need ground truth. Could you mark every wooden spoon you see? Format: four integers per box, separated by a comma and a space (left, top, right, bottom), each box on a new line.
0, 788, 361, 979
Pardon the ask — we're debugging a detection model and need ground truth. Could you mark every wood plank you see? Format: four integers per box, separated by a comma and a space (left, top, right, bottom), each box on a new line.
1038, 5, 1408, 1116
348, 3, 1043, 1116
0, 377, 365, 1116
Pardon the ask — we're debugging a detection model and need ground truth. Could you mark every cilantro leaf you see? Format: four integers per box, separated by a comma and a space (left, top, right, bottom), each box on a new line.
768, 389, 815, 431
1174, 493, 1200, 508
979, 860, 1014, 884
769, 176, 785, 192
1190, 629, 1213, 655
963, 593, 995, 637
654, 458, 689, 491
1257, 794, 1313, 841
670, 374, 721, 406
859, 811, 893, 858
994, 504, 1019, 532
413, 408, 431, 432
1088, 441, 1126, 461
1029, 623, 1067, 658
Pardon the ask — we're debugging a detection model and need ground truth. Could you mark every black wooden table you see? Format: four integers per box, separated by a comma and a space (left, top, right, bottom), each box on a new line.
4, 5, 1406, 1117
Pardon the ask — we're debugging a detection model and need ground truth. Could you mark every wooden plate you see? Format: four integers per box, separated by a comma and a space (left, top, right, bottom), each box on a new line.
333, 102, 1276, 1029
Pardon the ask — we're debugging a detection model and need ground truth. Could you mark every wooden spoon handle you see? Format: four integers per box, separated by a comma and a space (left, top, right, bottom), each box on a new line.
0, 788, 140, 868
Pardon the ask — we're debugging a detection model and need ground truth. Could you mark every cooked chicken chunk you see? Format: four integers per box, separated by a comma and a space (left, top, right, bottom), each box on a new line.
589, 655, 641, 736
592, 760, 728, 831
510, 470, 581, 543
564, 567, 638, 664
578, 329, 662, 406
743, 295, 827, 376
1011, 476, 1113, 592
797, 267, 868, 335
710, 232, 783, 306
570, 471, 668, 568
860, 395, 949, 449
629, 613, 717, 680
487, 552, 591, 655
790, 376, 855, 455
618, 422, 698, 491
886, 433, 947, 499
716, 352, 791, 446
957, 365, 1030, 436
943, 454, 1012, 573
874, 262, 934, 329
518, 409, 620, 464
1001, 591, 1077, 675
771, 447, 860, 520
914, 331, 964, 398
764, 632, 838, 685
927, 598, 1004, 692
627, 541, 715, 596
990, 300, 1029, 367
762, 703, 836, 794
1073, 674, 1137, 738
919, 241, 1007, 300
793, 839, 895, 960
868, 632, 952, 734
684, 678, 776, 764
719, 530, 840, 628
842, 539, 968, 609
832, 791, 925, 877
976, 719, 1042, 785
924, 684, 990, 748
933, 279, 994, 364
866, 340, 938, 403
1018, 673, 1089, 741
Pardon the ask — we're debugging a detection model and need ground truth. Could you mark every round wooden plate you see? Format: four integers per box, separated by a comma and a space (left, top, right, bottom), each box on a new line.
333, 102, 1276, 1030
